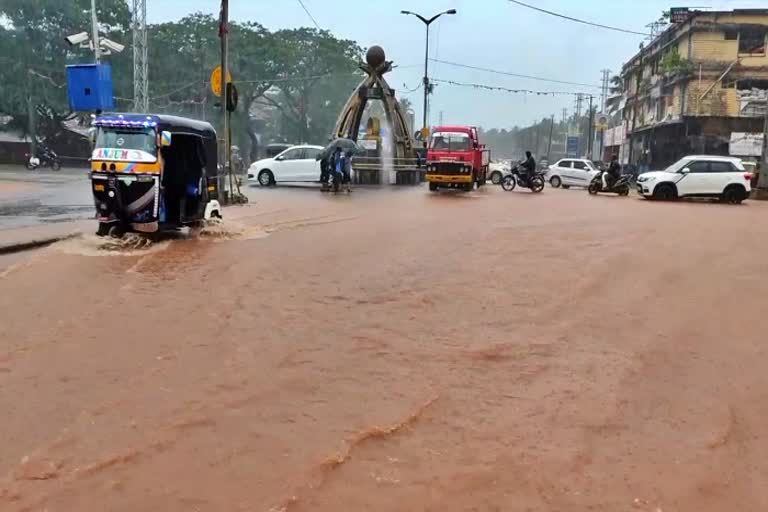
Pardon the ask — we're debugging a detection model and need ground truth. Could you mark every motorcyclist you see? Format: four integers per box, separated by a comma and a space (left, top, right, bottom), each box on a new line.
520, 151, 536, 183
602, 156, 621, 189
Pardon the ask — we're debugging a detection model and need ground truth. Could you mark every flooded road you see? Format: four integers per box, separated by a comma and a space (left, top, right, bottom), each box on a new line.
2, 185, 768, 511
0, 166, 92, 229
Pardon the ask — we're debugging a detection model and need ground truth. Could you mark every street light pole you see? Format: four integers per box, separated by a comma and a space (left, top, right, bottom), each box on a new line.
401, 9, 456, 139
423, 22, 430, 133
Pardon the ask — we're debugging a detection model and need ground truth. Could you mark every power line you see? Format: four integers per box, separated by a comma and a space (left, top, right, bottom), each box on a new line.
296, 0, 321, 30
148, 72, 360, 100
151, 81, 199, 100
234, 72, 360, 84
430, 58, 602, 89
431, 78, 594, 98
401, 81, 423, 93
508, 0, 650, 36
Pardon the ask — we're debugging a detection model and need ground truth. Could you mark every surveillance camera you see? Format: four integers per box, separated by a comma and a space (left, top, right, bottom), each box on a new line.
100, 38, 125, 54
65, 32, 90, 46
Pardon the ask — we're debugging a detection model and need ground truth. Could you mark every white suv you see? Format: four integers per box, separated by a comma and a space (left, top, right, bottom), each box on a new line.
637, 155, 751, 204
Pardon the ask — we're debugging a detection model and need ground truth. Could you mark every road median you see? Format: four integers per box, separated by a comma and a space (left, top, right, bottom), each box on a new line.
0, 221, 90, 255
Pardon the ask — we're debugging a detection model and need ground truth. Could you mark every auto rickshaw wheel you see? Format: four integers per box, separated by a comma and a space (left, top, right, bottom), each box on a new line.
108, 225, 125, 239
429, 182, 439, 192
96, 223, 110, 237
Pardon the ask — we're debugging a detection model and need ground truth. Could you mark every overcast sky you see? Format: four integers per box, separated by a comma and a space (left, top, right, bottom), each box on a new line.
148, 0, 766, 129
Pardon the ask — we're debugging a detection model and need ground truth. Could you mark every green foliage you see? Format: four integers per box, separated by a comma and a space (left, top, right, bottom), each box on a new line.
660, 50, 693, 76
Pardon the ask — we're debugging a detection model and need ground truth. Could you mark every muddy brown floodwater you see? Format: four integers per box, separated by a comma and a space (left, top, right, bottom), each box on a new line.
2, 185, 768, 511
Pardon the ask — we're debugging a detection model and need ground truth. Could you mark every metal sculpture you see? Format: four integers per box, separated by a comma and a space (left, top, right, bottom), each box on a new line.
333, 46, 420, 184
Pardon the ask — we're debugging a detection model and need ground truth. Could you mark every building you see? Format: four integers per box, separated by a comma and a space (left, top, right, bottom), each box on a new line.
621, 8, 768, 169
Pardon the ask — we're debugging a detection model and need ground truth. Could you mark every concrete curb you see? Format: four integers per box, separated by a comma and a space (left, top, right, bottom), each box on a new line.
0, 233, 80, 256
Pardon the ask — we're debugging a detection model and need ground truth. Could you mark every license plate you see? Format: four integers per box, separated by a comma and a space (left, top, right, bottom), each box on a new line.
94, 184, 105, 192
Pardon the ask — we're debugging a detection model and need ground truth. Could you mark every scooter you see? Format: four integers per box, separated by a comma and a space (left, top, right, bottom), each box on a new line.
501, 166, 545, 193
588, 171, 631, 196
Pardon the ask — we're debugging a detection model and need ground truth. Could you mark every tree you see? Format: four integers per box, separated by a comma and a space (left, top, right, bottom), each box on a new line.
260, 28, 362, 144
145, 14, 280, 158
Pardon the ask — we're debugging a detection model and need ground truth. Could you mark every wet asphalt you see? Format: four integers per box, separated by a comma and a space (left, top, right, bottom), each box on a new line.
0, 165, 93, 230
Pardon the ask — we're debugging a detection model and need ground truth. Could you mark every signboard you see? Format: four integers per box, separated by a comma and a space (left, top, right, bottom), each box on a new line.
566, 136, 579, 157
603, 126, 627, 148
670, 7, 691, 24
359, 139, 377, 151
595, 113, 609, 130
210, 66, 232, 97
729, 132, 764, 157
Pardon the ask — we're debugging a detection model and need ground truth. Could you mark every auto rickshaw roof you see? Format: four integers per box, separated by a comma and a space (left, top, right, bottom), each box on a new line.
94, 113, 216, 139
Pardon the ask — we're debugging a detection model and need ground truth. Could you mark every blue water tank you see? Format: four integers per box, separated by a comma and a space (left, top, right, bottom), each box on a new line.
66, 63, 114, 111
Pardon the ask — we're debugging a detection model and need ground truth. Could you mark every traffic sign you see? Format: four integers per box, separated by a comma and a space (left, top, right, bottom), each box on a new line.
420, 127, 430, 139
566, 136, 579, 157
210, 66, 232, 97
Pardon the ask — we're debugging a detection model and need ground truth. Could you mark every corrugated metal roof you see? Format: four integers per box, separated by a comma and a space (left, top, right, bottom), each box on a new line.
0, 131, 28, 143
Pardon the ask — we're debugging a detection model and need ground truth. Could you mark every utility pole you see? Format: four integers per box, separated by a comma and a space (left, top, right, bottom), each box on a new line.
587, 95, 595, 159
561, 108, 567, 125
439, 110, 444, 126
26, 72, 36, 158
760, 102, 768, 189
219, 0, 231, 201
91, 0, 101, 63
575, 94, 583, 120
575, 94, 584, 154
547, 114, 554, 162
600, 69, 611, 112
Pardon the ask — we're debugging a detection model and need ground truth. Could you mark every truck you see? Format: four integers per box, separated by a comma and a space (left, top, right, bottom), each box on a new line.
425, 126, 490, 192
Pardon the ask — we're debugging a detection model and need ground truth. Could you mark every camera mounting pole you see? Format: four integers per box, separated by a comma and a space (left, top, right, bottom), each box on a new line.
91, 0, 101, 63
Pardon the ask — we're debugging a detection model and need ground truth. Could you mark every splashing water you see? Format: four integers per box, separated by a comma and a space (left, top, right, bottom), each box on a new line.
55, 233, 173, 257
380, 119, 396, 185
193, 218, 269, 241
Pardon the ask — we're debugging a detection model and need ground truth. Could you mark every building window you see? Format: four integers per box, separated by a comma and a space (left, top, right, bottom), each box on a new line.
724, 29, 738, 41
739, 27, 767, 54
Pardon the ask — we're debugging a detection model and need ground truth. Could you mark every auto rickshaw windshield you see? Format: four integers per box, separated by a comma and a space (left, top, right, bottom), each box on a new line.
95, 127, 157, 157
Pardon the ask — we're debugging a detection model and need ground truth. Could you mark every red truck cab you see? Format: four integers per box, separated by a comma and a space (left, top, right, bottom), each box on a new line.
426, 126, 490, 191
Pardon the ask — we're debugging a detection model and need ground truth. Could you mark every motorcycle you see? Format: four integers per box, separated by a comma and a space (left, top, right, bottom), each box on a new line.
25, 149, 62, 171
501, 166, 545, 193
588, 171, 631, 196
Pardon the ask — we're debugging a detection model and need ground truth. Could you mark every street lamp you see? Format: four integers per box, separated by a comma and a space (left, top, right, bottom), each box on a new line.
401, 8, 456, 139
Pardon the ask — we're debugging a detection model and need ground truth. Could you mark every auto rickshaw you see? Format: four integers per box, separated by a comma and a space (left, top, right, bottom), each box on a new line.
90, 113, 222, 237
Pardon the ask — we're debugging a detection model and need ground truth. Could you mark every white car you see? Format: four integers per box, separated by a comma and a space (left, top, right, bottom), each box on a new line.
248, 145, 324, 186
545, 158, 600, 188
637, 155, 751, 204
488, 161, 511, 185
